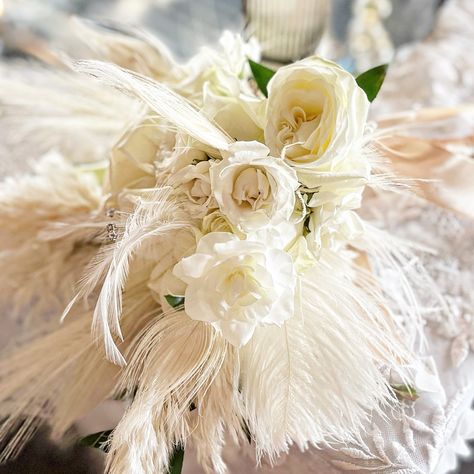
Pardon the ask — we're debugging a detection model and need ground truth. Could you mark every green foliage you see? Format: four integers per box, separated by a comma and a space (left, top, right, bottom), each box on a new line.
168, 446, 185, 474
79, 430, 113, 453
391, 384, 419, 402
248, 59, 276, 98
164, 294, 185, 309
356, 64, 388, 102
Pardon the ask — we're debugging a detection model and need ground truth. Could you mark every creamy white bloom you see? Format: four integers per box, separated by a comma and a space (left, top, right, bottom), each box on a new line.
265, 57, 369, 186
306, 207, 364, 256
173, 160, 216, 208
247, 219, 302, 251
210, 141, 299, 232
201, 210, 237, 235
108, 118, 175, 198
173, 31, 261, 105
173, 232, 296, 347
202, 83, 265, 142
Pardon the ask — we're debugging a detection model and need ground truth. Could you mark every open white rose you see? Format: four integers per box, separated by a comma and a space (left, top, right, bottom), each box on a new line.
173, 232, 296, 347
210, 141, 299, 232
265, 57, 369, 186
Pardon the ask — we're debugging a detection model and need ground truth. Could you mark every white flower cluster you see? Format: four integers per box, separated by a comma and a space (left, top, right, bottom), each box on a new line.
117, 35, 371, 347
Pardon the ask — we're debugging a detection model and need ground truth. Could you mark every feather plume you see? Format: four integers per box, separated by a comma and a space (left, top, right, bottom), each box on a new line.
188, 347, 243, 474
239, 250, 411, 463
90, 188, 189, 365
0, 282, 159, 461
74, 60, 233, 151
0, 152, 104, 325
106, 310, 235, 474
0, 63, 142, 164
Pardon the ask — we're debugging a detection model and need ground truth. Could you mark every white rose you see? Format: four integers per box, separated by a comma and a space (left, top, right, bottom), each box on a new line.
201, 210, 238, 235
173, 232, 296, 347
265, 57, 369, 186
247, 219, 302, 251
174, 32, 261, 105
172, 160, 216, 208
109, 118, 175, 198
202, 83, 265, 142
306, 208, 364, 256
210, 141, 299, 232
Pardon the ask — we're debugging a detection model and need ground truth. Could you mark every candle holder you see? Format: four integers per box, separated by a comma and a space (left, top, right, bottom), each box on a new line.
243, 0, 329, 64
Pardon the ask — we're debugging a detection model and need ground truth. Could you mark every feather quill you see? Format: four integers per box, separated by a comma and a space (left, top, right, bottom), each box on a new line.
74, 60, 233, 151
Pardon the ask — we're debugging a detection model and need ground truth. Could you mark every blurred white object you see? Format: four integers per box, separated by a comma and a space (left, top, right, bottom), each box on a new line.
373, 0, 474, 117
348, 0, 394, 72
244, 0, 329, 63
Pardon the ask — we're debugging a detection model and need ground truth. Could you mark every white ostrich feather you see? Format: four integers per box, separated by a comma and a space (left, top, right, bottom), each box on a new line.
74, 60, 233, 152
0, 152, 104, 324
239, 251, 411, 463
189, 347, 242, 474
0, 283, 159, 461
90, 188, 189, 366
106, 310, 233, 474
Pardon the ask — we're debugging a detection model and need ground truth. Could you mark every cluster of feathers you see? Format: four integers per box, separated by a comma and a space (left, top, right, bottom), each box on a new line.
0, 19, 437, 474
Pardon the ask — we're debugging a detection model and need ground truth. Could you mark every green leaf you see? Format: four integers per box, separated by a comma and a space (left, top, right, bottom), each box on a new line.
164, 295, 185, 309
169, 446, 185, 474
79, 430, 113, 452
248, 59, 276, 98
391, 384, 419, 402
356, 64, 388, 102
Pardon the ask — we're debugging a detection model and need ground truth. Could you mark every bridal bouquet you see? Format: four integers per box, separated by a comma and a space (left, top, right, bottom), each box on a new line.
0, 22, 423, 474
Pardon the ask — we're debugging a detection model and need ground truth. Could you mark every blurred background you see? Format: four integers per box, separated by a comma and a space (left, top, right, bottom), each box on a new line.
0, 0, 445, 65
0, 0, 472, 473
